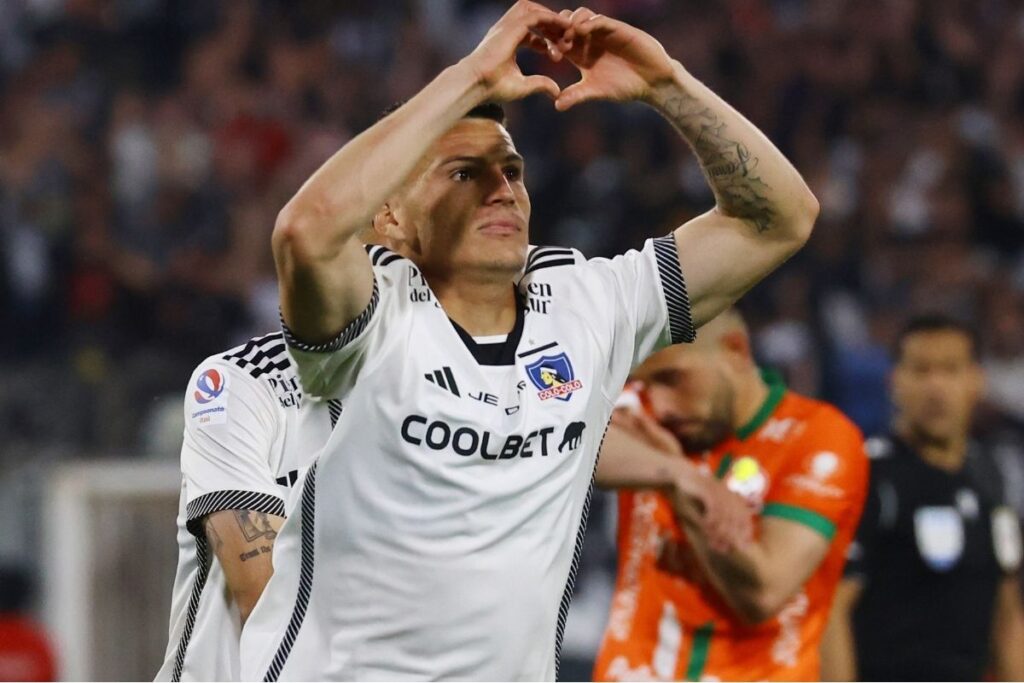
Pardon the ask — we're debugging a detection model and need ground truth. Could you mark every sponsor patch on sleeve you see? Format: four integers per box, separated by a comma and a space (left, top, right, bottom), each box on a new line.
190, 366, 228, 427
993, 506, 1023, 572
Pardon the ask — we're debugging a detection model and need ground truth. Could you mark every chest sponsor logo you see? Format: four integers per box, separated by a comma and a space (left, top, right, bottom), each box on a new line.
400, 415, 586, 460
992, 506, 1023, 572
525, 352, 583, 401
559, 422, 585, 451
914, 506, 964, 571
725, 456, 769, 506
191, 368, 227, 425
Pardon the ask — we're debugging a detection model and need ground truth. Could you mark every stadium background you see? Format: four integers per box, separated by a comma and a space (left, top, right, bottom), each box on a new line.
1, 0, 1024, 679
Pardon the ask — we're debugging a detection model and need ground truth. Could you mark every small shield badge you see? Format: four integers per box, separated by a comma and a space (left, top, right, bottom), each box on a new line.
525, 353, 583, 402
914, 506, 964, 572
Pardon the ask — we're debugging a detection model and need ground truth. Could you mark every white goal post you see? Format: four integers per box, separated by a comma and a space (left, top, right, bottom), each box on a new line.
43, 460, 181, 682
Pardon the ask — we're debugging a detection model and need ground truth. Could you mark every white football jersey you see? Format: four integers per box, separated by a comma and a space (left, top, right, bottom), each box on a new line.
155, 333, 339, 682
239, 238, 694, 681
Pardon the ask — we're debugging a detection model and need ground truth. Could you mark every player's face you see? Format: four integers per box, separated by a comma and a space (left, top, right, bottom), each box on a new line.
891, 331, 983, 444
390, 118, 530, 279
640, 351, 735, 454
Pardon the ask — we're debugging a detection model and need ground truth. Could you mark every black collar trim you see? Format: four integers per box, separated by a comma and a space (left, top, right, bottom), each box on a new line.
448, 289, 526, 366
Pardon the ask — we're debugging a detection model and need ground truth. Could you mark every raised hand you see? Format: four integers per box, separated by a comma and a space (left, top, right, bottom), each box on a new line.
554, 7, 677, 111
671, 470, 754, 555
462, 0, 574, 103
610, 408, 752, 553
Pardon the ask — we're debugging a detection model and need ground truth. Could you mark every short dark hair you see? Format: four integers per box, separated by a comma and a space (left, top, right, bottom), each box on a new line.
894, 313, 980, 361
379, 100, 506, 125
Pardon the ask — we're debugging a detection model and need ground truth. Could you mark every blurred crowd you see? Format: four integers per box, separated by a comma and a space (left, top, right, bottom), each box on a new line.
2, 0, 1024, 454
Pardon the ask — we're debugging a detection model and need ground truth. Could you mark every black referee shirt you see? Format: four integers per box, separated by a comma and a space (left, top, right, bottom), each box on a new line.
844, 433, 1022, 681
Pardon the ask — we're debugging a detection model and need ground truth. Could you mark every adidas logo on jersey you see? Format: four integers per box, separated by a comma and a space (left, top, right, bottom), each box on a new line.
424, 367, 460, 397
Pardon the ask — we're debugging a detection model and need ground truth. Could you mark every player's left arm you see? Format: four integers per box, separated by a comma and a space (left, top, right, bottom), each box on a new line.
556, 9, 818, 327
202, 509, 285, 626
677, 413, 869, 624
991, 574, 1024, 680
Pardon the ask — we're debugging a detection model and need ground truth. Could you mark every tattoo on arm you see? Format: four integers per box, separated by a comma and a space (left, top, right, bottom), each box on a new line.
238, 545, 273, 562
233, 510, 279, 543
661, 94, 775, 233
204, 517, 224, 552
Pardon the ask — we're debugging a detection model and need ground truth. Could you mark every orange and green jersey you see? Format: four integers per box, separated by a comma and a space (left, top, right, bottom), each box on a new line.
594, 376, 868, 681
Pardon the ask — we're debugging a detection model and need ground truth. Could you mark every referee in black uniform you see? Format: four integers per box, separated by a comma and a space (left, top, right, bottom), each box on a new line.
821, 314, 1024, 681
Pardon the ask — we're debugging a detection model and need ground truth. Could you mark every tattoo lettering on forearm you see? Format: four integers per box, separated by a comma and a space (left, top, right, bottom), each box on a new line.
238, 545, 273, 562
234, 510, 279, 543
661, 94, 776, 233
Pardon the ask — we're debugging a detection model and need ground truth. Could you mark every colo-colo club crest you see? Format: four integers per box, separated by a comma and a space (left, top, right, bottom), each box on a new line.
525, 352, 583, 401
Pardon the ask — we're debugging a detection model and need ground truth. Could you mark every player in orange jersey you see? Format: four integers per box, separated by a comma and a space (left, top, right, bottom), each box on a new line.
593, 309, 868, 681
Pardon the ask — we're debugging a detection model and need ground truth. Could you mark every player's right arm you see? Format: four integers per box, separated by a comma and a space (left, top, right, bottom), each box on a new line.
273, 1, 569, 344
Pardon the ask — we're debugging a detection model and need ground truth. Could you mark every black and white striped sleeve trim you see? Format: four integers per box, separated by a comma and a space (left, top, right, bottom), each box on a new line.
263, 461, 318, 681
653, 234, 696, 344
185, 490, 286, 537
171, 536, 210, 681
280, 277, 380, 354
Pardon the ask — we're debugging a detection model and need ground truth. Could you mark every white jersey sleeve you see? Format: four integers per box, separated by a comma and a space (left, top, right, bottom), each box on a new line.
181, 359, 286, 536
583, 233, 696, 373
281, 245, 406, 400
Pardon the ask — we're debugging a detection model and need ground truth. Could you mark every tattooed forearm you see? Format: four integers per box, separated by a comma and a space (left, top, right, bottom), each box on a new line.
659, 93, 776, 233
234, 510, 279, 543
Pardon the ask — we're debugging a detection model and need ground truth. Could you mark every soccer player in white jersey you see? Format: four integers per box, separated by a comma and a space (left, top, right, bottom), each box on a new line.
239, 3, 820, 680
155, 332, 340, 681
